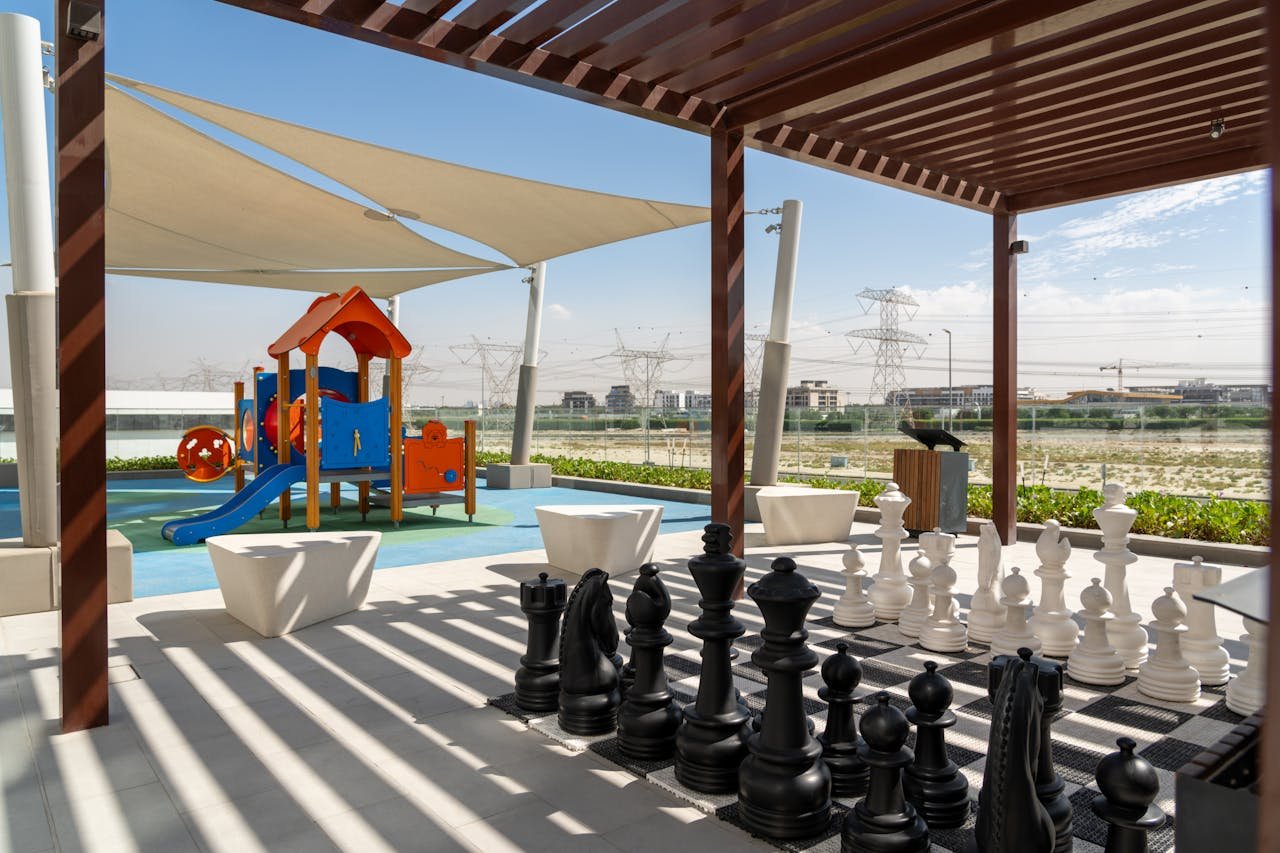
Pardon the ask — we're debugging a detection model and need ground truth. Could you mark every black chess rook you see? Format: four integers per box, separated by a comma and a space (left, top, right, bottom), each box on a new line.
617, 564, 682, 760
841, 692, 930, 853
557, 568, 622, 735
903, 661, 970, 829
515, 572, 566, 713
1091, 737, 1165, 853
819, 643, 869, 798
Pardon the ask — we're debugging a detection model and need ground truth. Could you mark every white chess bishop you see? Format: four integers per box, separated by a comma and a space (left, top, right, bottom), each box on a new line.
833, 544, 876, 628
1066, 578, 1127, 686
1029, 520, 1078, 658
1094, 484, 1148, 669
990, 566, 1041, 657
868, 483, 913, 622
1171, 556, 1230, 686
899, 532, 937, 638
918, 531, 967, 654
1226, 617, 1266, 717
967, 521, 1006, 644
1136, 588, 1200, 704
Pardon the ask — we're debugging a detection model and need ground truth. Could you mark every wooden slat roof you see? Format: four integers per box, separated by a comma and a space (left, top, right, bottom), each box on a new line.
216, 0, 1267, 213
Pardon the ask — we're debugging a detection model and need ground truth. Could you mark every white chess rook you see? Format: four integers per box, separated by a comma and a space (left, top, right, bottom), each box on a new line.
1226, 617, 1266, 717
990, 566, 1041, 657
1029, 520, 1077, 658
1136, 588, 1200, 704
1171, 556, 1231, 686
899, 533, 936, 638
918, 531, 967, 654
1094, 484, 1147, 670
833, 544, 877, 628
867, 483, 913, 622
968, 521, 1006, 644
1066, 578, 1126, 686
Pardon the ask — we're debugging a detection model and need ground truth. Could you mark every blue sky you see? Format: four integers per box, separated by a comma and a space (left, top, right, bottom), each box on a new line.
0, 0, 1268, 405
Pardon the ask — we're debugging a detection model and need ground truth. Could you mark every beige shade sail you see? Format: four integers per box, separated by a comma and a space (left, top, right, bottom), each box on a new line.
112, 77, 712, 267
105, 87, 502, 274
108, 266, 498, 299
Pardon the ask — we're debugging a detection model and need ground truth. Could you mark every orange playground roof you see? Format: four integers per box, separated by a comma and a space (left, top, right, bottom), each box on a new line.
267, 286, 411, 360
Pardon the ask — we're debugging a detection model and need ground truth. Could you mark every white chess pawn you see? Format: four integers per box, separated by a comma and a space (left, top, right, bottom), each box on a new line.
833, 544, 876, 628
1066, 578, 1126, 686
919, 536, 967, 654
1137, 588, 1200, 704
990, 566, 1041, 657
868, 483, 913, 621
899, 533, 937, 638
1029, 520, 1077, 658
968, 521, 1006, 644
1172, 556, 1231, 686
1226, 617, 1266, 717
1094, 484, 1147, 669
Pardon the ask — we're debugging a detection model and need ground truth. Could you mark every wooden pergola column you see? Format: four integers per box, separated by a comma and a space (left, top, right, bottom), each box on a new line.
57, 0, 108, 733
992, 212, 1018, 545
710, 128, 745, 556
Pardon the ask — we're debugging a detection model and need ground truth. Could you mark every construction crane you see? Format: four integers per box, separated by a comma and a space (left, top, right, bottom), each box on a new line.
1098, 358, 1187, 391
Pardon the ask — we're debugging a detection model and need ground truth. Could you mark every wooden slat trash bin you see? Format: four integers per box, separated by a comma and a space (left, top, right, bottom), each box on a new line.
893, 426, 969, 536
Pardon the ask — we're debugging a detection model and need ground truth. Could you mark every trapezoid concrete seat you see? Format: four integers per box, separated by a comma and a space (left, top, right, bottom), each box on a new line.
207, 531, 380, 637
756, 485, 861, 545
534, 504, 663, 577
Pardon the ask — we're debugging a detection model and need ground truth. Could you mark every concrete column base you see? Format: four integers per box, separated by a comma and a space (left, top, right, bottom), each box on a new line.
486, 462, 553, 489
0, 529, 133, 617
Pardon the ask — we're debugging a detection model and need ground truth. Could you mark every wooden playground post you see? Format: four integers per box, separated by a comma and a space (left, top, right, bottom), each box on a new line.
251, 366, 264, 477
305, 353, 320, 531
389, 356, 403, 526
276, 354, 291, 524
357, 353, 370, 518
464, 419, 476, 521
233, 380, 245, 493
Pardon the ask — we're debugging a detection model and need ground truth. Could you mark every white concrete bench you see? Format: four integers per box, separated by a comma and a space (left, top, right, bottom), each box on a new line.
534, 504, 663, 577
207, 531, 380, 637
0, 529, 133, 617
756, 486, 861, 546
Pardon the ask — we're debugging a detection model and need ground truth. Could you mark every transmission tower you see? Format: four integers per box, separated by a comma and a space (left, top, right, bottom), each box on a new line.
846, 288, 927, 404
745, 332, 768, 413
598, 330, 681, 410
450, 336, 524, 412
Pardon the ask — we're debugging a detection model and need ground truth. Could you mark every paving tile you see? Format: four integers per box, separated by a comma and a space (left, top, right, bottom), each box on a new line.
454, 796, 622, 853
180, 786, 341, 853
48, 780, 198, 853
315, 795, 470, 851
36, 723, 159, 805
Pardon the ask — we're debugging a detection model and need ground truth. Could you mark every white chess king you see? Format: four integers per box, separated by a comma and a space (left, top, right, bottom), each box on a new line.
868, 483, 913, 622
1094, 484, 1147, 669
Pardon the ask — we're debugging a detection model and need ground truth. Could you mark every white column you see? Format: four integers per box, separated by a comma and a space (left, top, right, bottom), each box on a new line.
749, 199, 802, 486
1, 13, 58, 547
511, 262, 545, 465
386, 294, 401, 326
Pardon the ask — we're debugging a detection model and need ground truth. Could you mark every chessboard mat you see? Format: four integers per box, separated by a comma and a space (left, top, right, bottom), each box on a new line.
490, 560, 1251, 853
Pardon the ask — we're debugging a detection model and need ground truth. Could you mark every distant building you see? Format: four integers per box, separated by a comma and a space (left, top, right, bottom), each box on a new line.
786, 380, 842, 411
1128, 379, 1271, 404
605, 385, 636, 414
889, 385, 994, 408
653, 389, 713, 411
1023, 389, 1182, 406
685, 391, 712, 410
561, 390, 595, 412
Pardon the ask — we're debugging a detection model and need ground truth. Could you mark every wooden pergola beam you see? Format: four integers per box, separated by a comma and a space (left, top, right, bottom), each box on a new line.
710, 128, 744, 556
991, 212, 1017, 546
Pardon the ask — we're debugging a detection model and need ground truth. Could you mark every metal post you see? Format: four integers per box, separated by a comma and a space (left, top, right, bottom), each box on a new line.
1, 14, 58, 548
992, 213, 1018, 544
511, 262, 545, 465
750, 199, 802, 486
943, 328, 953, 433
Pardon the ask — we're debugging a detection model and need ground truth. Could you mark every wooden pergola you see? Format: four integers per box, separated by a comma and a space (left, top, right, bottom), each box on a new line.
55, 0, 1280, 842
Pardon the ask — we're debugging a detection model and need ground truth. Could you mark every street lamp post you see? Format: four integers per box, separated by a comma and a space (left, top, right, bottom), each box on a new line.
942, 328, 953, 433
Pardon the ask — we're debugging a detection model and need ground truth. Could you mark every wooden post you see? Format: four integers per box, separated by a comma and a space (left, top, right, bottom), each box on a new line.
251, 366, 263, 476
710, 128, 746, 557
357, 353, 370, 518
233, 380, 245, 493
389, 356, 403, 526
992, 212, 1018, 545
464, 419, 477, 521
57, 0, 108, 733
305, 353, 320, 531
277, 353, 291, 524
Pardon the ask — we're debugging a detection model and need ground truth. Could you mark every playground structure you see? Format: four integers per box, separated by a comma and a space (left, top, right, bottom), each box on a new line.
163, 286, 476, 545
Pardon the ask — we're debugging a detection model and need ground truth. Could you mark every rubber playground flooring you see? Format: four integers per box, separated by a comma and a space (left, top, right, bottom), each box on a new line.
0, 477, 712, 598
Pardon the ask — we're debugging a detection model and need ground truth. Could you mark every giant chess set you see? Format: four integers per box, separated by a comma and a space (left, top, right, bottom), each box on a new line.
491, 483, 1262, 852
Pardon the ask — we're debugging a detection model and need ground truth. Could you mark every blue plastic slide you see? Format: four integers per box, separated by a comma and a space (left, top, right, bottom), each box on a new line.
161, 464, 306, 545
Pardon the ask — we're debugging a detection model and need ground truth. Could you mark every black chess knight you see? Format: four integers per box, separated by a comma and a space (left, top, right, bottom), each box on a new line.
557, 568, 622, 735
617, 564, 681, 760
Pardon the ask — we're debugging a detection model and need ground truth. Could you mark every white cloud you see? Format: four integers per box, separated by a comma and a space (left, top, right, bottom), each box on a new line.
547, 303, 572, 320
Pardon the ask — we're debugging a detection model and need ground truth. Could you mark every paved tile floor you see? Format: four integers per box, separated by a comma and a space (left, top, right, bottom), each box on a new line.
0, 520, 1257, 852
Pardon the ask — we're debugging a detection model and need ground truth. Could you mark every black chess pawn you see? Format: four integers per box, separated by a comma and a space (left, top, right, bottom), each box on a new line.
515, 572, 566, 713
903, 661, 970, 829
738, 557, 832, 839
675, 523, 753, 793
819, 643, 869, 798
841, 692, 930, 853
1091, 737, 1165, 853
617, 564, 681, 760
557, 568, 622, 735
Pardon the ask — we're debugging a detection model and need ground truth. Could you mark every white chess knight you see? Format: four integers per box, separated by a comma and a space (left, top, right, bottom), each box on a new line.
833, 544, 877, 628
1226, 617, 1266, 717
899, 532, 938, 638
1028, 520, 1078, 658
868, 483, 913, 622
990, 566, 1041, 657
1171, 556, 1231, 686
967, 521, 1006, 644
1136, 588, 1201, 704
918, 531, 967, 653
1094, 484, 1148, 670
1066, 579, 1127, 686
